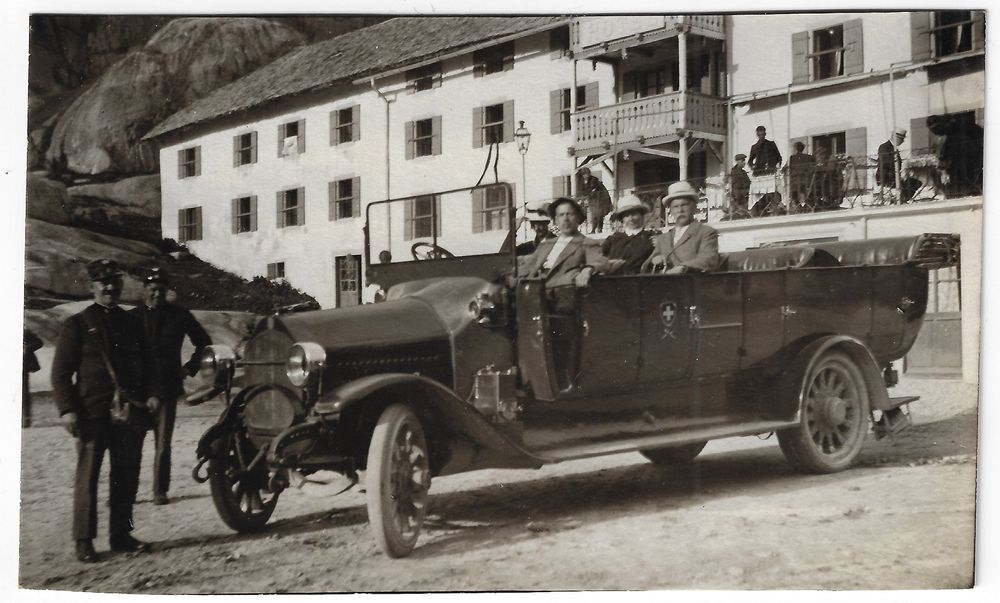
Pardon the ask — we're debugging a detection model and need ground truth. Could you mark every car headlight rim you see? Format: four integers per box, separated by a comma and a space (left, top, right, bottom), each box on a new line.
286, 342, 326, 388
200, 344, 236, 380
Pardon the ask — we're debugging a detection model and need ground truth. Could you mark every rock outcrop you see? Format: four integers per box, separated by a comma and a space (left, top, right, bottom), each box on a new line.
45, 18, 304, 175
26, 172, 73, 225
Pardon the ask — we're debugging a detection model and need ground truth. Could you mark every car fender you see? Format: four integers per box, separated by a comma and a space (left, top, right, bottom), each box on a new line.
763, 335, 890, 422
315, 373, 546, 472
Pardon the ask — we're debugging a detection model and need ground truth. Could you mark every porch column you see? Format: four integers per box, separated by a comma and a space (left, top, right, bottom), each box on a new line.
678, 30, 688, 129
679, 136, 689, 181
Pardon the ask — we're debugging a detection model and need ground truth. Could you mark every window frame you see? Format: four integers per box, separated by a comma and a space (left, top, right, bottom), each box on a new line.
472, 185, 510, 233
474, 42, 514, 77
482, 103, 505, 145
930, 11, 975, 58
234, 132, 257, 167
808, 24, 846, 81
178, 206, 202, 242
232, 195, 256, 234
406, 195, 439, 240
266, 261, 286, 281
329, 177, 360, 220
178, 146, 200, 179
278, 188, 303, 228
407, 62, 442, 92
413, 118, 435, 157
336, 107, 355, 144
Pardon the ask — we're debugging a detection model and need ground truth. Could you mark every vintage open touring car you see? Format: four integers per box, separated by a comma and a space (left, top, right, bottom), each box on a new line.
192, 183, 958, 557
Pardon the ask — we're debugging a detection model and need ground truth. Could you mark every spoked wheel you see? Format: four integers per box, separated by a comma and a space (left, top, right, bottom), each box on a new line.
208, 432, 280, 532
640, 441, 707, 465
778, 351, 871, 473
366, 404, 432, 558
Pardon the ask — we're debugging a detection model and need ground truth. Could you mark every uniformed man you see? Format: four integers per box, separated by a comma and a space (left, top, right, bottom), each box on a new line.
51, 259, 158, 562
130, 268, 211, 506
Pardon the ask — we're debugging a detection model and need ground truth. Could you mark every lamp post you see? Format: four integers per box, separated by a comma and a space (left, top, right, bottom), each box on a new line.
514, 120, 531, 240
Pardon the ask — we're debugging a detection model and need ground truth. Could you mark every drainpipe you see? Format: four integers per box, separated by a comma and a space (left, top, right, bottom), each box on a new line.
370, 79, 392, 248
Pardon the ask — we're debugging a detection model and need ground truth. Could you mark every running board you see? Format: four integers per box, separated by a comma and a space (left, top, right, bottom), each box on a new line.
536, 419, 799, 464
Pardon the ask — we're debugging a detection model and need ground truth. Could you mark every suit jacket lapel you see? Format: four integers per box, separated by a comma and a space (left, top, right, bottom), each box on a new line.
673, 222, 697, 248
530, 239, 557, 276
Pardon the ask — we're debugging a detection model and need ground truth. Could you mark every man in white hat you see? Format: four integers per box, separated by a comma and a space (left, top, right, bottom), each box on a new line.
601, 193, 653, 275
643, 182, 719, 274
515, 200, 556, 256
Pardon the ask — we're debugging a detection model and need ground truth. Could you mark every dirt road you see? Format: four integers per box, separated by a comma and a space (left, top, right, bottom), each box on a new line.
18, 376, 977, 592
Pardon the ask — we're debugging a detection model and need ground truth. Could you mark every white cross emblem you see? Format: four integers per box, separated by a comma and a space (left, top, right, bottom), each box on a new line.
660, 301, 676, 326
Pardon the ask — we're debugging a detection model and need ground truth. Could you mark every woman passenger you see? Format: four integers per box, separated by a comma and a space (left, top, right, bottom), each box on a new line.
601, 193, 654, 275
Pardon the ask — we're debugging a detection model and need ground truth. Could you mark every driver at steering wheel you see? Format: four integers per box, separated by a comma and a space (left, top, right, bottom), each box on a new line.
521, 197, 608, 314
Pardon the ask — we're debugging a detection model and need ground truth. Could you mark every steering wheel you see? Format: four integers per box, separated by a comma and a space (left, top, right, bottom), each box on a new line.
411, 242, 455, 260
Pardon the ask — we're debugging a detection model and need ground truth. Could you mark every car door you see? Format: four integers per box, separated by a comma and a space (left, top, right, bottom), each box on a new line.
637, 274, 695, 385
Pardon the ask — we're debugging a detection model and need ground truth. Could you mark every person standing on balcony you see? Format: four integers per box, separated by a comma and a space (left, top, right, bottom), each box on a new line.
748, 126, 782, 176
876, 127, 906, 190
729, 154, 751, 217
788, 142, 815, 209
577, 167, 611, 233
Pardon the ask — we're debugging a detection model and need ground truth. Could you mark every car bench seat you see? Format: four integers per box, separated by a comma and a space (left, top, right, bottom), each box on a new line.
717, 246, 840, 272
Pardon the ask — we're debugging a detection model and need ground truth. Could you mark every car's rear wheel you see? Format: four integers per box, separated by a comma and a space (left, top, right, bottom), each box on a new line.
208, 432, 280, 532
640, 441, 707, 465
777, 350, 871, 473
366, 404, 431, 558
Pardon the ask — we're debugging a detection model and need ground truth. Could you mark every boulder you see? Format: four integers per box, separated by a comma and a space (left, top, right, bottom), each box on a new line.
67, 174, 160, 219
46, 18, 304, 176
26, 173, 73, 225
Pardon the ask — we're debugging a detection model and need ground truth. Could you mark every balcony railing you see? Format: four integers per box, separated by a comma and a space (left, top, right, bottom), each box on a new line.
572, 91, 727, 155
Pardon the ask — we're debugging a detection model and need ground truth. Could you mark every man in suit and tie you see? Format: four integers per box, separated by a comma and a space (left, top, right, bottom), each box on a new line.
876, 127, 906, 189
522, 196, 609, 314
130, 268, 211, 506
644, 181, 720, 274
748, 125, 782, 176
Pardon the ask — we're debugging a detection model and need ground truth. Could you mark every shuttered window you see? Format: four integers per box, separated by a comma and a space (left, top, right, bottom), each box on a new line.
844, 127, 867, 189
231, 195, 257, 234
473, 42, 514, 77
471, 185, 511, 233
331, 105, 361, 145
233, 132, 257, 167
177, 146, 200, 178
549, 26, 570, 59
473, 101, 514, 147
406, 117, 442, 159
329, 177, 361, 220
277, 188, 305, 228
793, 19, 863, 84
549, 83, 598, 134
404, 195, 442, 241
266, 262, 285, 280
552, 175, 571, 198
278, 119, 306, 156
406, 63, 442, 92
178, 207, 202, 242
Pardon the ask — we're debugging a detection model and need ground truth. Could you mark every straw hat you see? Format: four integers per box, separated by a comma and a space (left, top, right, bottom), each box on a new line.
610, 193, 649, 221
662, 181, 700, 205
525, 200, 551, 223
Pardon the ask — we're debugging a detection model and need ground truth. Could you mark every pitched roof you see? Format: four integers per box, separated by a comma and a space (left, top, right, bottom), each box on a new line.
145, 16, 567, 140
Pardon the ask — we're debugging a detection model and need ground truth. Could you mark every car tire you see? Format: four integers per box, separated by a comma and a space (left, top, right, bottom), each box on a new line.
366, 404, 432, 558
640, 441, 707, 465
777, 350, 871, 473
208, 432, 280, 532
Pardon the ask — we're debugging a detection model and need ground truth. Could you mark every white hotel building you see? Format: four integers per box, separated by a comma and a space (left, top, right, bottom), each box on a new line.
147, 13, 983, 382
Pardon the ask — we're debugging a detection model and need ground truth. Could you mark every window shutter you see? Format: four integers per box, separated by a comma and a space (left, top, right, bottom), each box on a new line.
472, 106, 483, 148
435, 196, 442, 235
194, 207, 203, 240
502, 45, 515, 71
297, 187, 305, 225
276, 191, 283, 227
844, 127, 867, 189
788, 136, 808, 156
233, 135, 240, 167
277, 123, 285, 157
330, 110, 339, 145
553, 175, 568, 198
194, 146, 201, 176
352, 177, 361, 217
297, 119, 306, 153
177, 209, 185, 241
791, 31, 810, 84
177, 149, 184, 179
431, 116, 442, 156
250, 132, 258, 164
250, 195, 258, 231
910, 12, 932, 61
231, 198, 238, 234
622, 72, 637, 102
842, 19, 864, 76
584, 81, 599, 110
352, 105, 361, 142
404, 121, 415, 160
404, 200, 414, 241
909, 116, 945, 156
972, 11, 986, 52
471, 188, 485, 233
550, 89, 563, 134
334, 180, 340, 220
502, 100, 515, 143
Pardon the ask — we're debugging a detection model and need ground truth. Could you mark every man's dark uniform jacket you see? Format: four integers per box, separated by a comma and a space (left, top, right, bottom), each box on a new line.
130, 302, 211, 400
52, 304, 148, 419
730, 164, 751, 205
580, 177, 612, 228
875, 140, 901, 187
749, 138, 782, 175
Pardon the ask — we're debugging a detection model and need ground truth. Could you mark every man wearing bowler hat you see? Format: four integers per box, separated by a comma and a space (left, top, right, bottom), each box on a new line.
644, 182, 720, 274
51, 259, 159, 562
130, 267, 211, 506
522, 196, 608, 314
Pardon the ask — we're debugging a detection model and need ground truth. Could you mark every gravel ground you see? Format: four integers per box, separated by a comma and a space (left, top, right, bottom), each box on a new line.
17, 374, 979, 592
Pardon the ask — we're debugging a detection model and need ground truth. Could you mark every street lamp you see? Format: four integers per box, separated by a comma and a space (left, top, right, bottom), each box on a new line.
514, 121, 531, 240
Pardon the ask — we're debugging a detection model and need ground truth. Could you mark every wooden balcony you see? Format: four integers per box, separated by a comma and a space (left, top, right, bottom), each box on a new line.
571, 91, 727, 157
571, 15, 725, 59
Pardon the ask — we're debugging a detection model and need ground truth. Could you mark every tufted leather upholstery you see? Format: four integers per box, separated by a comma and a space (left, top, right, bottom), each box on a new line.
718, 246, 840, 272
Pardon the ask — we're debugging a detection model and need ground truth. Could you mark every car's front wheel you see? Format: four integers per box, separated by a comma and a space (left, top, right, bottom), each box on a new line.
777, 350, 871, 473
640, 441, 707, 465
208, 432, 280, 532
366, 404, 432, 558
